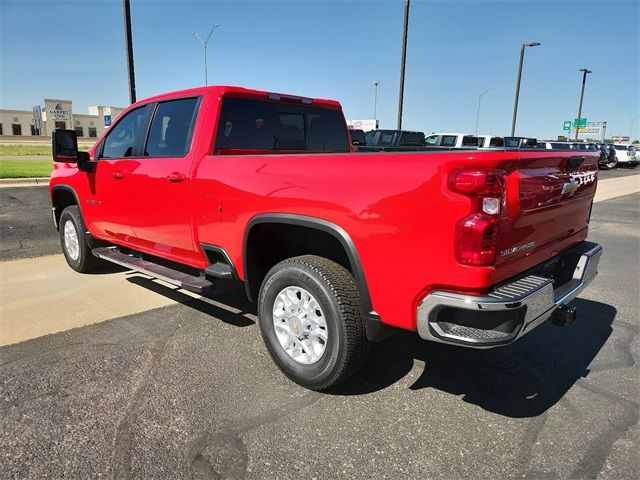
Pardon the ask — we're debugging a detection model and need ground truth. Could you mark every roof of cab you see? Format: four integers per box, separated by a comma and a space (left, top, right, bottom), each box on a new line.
130, 85, 342, 109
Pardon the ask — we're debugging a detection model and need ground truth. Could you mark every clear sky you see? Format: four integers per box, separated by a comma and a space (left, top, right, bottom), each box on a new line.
1, 0, 638, 140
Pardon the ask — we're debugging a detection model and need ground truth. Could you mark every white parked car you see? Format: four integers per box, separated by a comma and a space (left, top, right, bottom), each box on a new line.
425, 132, 479, 149
477, 135, 504, 148
611, 144, 638, 168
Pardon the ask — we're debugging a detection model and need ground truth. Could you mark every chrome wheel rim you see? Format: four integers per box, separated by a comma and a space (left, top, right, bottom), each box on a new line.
63, 220, 80, 261
272, 286, 328, 365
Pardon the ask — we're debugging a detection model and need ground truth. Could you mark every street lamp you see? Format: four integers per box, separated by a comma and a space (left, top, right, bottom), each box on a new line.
192, 24, 220, 86
373, 81, 380, 120
574, 68, 592, 141
510, 41, 541, 136
475, 86, 495, 135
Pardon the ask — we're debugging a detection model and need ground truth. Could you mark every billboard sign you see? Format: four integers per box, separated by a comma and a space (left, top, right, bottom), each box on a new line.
611, 136, 630, 142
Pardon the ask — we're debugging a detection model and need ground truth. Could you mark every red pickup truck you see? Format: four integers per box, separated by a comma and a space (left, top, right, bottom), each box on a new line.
50, 86, 602, 390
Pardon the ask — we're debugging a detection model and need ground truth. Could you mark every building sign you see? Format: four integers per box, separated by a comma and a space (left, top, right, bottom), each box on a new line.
611, 136, 630, 142
44, 99, 73, 132
346, 119, 379, 131
48, 103, 71, 121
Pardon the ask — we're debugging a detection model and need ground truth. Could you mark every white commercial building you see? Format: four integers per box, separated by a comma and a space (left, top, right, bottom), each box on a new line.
0, 99, 124, 139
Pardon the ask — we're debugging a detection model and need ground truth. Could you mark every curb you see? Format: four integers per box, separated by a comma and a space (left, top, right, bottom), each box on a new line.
0, 177, 49, 188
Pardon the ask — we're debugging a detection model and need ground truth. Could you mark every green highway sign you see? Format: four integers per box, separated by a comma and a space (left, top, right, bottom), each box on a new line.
573, 118, 587, 128
563, 120, 572, 131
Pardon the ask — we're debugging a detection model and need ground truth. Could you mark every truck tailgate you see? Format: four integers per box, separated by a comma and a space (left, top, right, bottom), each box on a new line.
494, 152, 599, 280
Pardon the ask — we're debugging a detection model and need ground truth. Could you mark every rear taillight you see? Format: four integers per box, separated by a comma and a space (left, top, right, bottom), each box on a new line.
449, 169, 505, 266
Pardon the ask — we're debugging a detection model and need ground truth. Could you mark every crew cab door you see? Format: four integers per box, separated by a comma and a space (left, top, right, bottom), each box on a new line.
126, 97, 201, 262
85, 105, 151, 240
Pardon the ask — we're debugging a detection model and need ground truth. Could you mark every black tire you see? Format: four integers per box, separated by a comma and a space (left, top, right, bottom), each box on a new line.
257, 255, 369, 390
59, 205, 101, 273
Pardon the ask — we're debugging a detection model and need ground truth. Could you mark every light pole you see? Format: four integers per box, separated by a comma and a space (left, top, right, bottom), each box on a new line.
373, 81, 380, 120
510, 41, 541, 136
122, 0, 136, 103
475, 86, 495, 135
574, 68, 592, 141
630, 115, 639, 141
397, 0, 410, 130
193, 24, 220, 86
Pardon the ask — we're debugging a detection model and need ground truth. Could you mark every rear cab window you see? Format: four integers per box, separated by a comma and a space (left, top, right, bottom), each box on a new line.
215, 97, 349, 153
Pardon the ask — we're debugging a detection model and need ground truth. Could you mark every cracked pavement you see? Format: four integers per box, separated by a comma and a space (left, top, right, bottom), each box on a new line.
0, 173, 638, 479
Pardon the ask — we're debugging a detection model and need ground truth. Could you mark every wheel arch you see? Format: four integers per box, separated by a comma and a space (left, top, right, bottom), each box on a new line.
243, 214, 375, 314
51, 185, 82, 230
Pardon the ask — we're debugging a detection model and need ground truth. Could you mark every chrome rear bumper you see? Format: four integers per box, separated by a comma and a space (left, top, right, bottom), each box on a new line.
416, 241, 603, 348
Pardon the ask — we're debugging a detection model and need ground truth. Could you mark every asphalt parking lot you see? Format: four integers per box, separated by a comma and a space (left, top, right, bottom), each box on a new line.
1, 169, 638, 479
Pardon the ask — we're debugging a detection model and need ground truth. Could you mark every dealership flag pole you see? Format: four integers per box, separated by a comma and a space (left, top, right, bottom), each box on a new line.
123, 0, 136, 104
397, 0, 410, 130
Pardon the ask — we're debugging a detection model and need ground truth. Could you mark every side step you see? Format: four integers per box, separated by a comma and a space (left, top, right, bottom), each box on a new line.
92, 247, 213, 293
204, 262, 233, 279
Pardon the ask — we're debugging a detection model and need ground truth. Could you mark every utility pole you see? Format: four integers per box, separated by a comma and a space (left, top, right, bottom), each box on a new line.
475, 86, 495, 135
575, 68, 592, 141
373, 81, 380, 120
510, 42, 540, 136
123, 0, 136, 104
193, 24, 220, 86
397, 0, 410, 130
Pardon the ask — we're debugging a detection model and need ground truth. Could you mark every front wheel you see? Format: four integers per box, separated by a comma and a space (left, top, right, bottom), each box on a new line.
257, 255, 369, 390
601, 158, 618, 170
59, 205, 101, 273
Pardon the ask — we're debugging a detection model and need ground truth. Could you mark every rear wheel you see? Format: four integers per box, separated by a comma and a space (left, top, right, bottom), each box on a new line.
257, 255, 369, 390
59, 205, 101, 273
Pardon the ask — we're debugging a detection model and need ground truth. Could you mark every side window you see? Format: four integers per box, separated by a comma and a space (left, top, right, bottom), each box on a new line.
425, 135, 438, 146
101, 106, 146, 159
365, 131, 377, 145
378, 132, 395, 146
145, 97, 200, 157
462, 136, 479, 147
440, 135, 457, 147
489, 137, 504, 147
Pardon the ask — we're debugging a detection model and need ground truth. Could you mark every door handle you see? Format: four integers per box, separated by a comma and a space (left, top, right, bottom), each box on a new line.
112, 171, 126, 179
167, 173, 186, 182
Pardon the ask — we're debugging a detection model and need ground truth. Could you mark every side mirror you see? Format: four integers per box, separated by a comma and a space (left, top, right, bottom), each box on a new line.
52, 129, 90, 163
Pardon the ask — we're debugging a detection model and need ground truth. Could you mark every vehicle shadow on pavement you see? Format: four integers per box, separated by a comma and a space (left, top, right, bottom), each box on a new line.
125, 275, 256, 328
331, 299, 616, 418
115, 274, 616, 418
